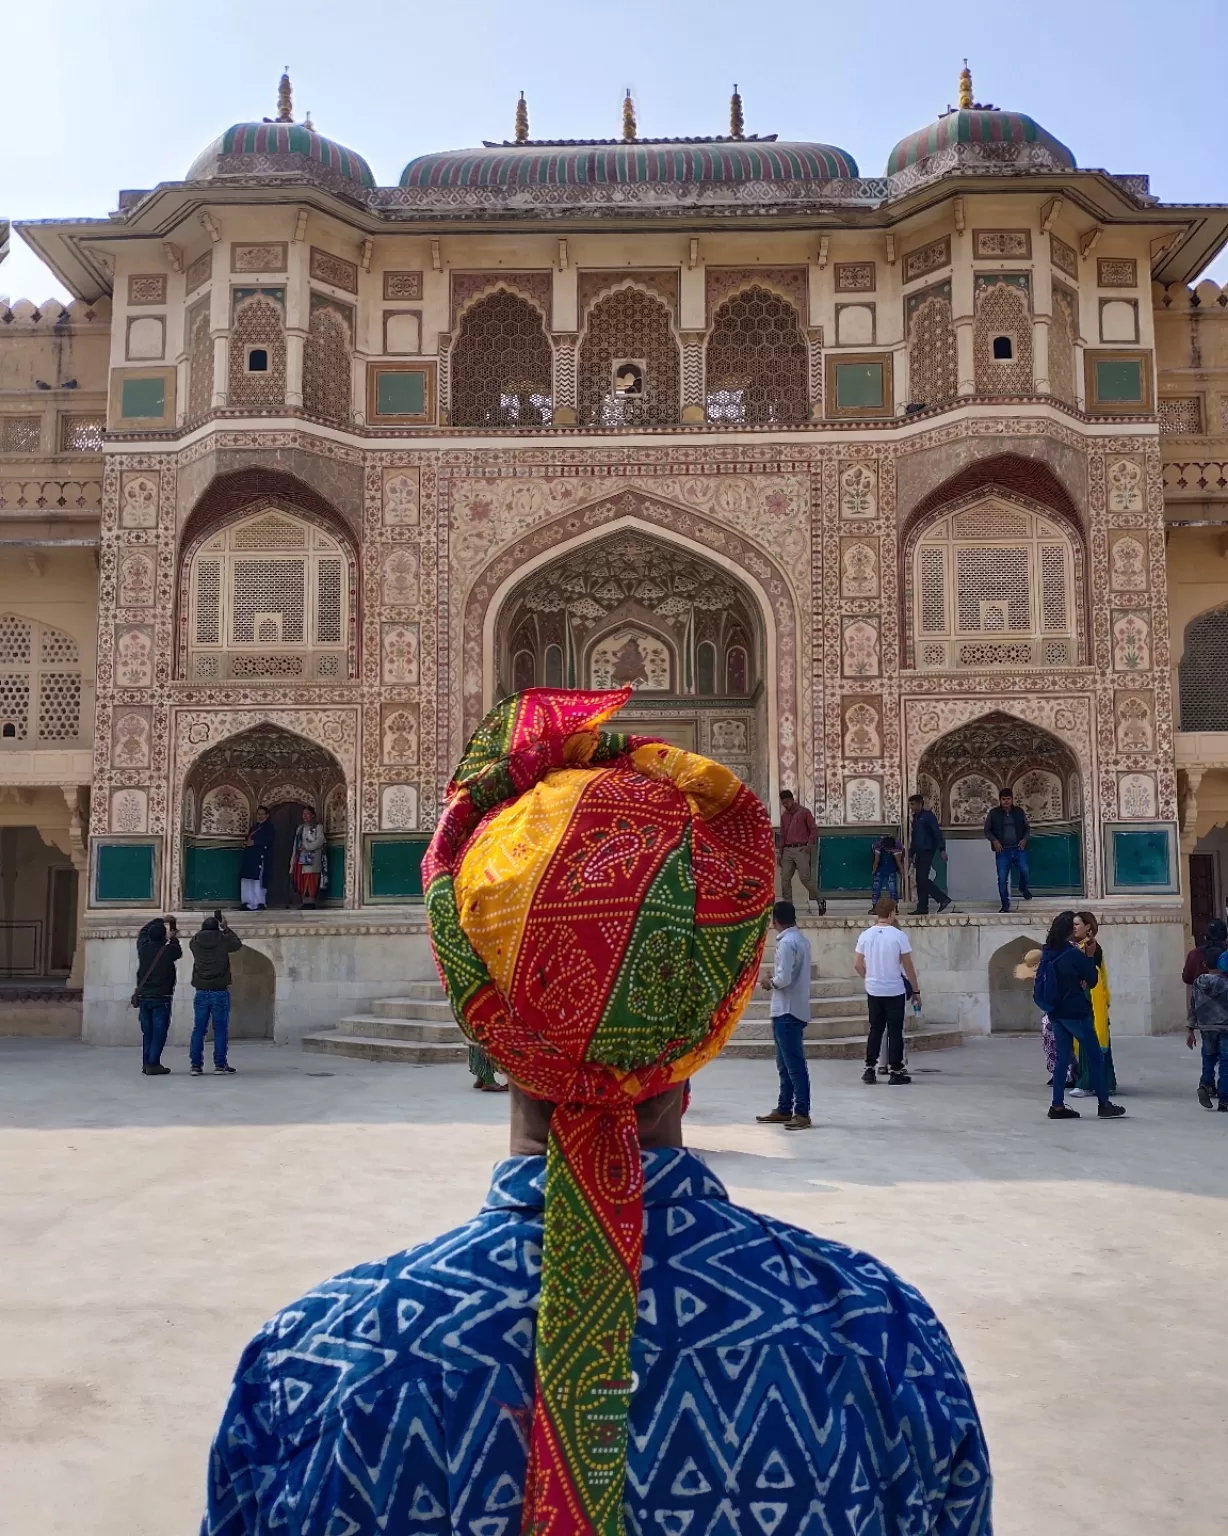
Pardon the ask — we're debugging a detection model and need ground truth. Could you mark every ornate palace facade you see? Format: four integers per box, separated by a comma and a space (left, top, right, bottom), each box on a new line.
4, 69, 1228, 1038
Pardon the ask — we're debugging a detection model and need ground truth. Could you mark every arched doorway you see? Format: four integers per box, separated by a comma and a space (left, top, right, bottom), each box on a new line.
181, 725, 347, 909
492, 529, 767, 796
916, 711, 1083, 904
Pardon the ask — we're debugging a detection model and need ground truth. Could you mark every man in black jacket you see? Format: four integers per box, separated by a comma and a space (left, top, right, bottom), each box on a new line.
907, 794, 952, 915
984, 789, 1033, 913
134, 916, 181, 1076
189, 914, 243, 1077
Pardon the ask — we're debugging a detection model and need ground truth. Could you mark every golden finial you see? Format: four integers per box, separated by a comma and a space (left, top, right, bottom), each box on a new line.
730, 83, 744, 140
622, 88, 637, 142
304, 111, 315, 133
515, 90, 529, 144
958, 59, 973, 111
277, 67, 293, 123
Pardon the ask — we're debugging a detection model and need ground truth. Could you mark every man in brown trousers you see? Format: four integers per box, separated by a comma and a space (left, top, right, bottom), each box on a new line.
778, 789, 825, 913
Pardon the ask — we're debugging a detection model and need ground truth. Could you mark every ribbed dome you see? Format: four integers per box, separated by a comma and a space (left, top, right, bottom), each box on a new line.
186, 75, 374, 194
187, 121, 374, 192
399, 137, 859, 190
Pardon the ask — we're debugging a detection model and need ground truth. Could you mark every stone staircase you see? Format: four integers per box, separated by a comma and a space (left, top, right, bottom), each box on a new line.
301, 965, 963, 1065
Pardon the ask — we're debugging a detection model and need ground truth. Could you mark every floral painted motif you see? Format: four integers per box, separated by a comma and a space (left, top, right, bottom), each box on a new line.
843, 701, 882, 757
1016, 769, 1063, 823
381, 783, 419, 829
113, 711, 151, 768
1107, 459, 1144, 513
841, 541, 879, 598
1112, 612, 1150, 672
200, 785, 249, 836
118, 551, 156, 607
383, 469, 420, 525
1118, 773, 1157, 819
110, 788, 148, 833
950, 774, 999, 826
841, 619, 880, 677
1110, 536, 1147, 592
382, 624, 420, 684
839, 463, 877, 518
1115, 694, 1153, 751
381, 548, 420, 606
120, 474, 159, 528
115, 628, 153, 687
845, 777, 882, 822
382, 708, 419, 763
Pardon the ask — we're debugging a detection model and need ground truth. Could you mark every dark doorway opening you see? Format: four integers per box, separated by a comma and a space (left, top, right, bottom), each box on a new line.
265, 802, 307, 910
1190, 852, 1216, 943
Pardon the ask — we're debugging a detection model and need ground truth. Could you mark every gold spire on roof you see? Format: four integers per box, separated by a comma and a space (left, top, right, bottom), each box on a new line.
730, 83, 744, 140
515, 90, 529, 144
277, 67, 293, 123
304, 111, 316, 133
958, 59, 973, 110
622, 88, 637, 142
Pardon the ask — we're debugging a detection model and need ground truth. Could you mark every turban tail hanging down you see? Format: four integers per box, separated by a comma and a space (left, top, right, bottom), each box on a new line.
424, 687, 775, 1535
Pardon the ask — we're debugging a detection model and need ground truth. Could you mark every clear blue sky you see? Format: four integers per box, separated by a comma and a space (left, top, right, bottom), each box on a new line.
2, 0, 1225, 300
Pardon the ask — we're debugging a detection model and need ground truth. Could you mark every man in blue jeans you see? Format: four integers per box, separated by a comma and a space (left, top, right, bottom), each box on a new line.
189, 913, 243, 1076
983, 788, 1033, 913
134, 915, 182, 1076
755, 901, 813, 1130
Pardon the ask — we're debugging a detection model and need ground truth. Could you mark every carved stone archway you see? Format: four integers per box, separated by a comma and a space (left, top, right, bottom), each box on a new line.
460, 492, 804, 806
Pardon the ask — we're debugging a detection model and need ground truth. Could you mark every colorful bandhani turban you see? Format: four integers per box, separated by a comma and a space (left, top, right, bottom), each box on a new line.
424, 686, 774, 1536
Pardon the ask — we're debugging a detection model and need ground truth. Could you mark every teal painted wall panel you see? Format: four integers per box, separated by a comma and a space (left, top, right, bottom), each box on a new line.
1113, 829, 1171, 887
324, 843, 345, 904
368, 837, 429, 900
1026, 829, 1083, 893
184, 844, 243, 903
95, 842, 156, 903
818, 832, 887, 895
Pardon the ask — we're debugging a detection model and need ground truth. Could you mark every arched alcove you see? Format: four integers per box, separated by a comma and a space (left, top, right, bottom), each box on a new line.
228, 945, 276, 1039
988, 935, 1047, 1032
916, 712, 1084, 902
492, 526, 767, 794
181, 725, 346, 909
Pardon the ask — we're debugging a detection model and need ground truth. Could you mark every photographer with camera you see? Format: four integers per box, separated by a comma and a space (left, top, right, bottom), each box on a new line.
188, 910, 243, 1077
132, 914, 182, 1076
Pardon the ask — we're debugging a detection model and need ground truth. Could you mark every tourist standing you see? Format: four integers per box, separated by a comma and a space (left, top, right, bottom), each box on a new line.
908, 793, 952, 914
755, 900, 814, 1131
1070, 912, 1117, 1098
202, 686, 991, 1534
869, 831, 905, 913
1035, 910, 1125, 1120
778, 789, 825, 913
133, 915, 181, 1076
239, 806, 275, 911
854, 895, 919, 1085
189, 913, 242, 1077
1188, 958, 1228, 1111
1181, 917, 1226, 984
984, 788, 1033, 912
289, 806, 327, 909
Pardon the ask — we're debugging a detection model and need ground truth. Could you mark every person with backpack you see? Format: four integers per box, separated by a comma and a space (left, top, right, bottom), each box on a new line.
1182, 917, 1226, 984
1189, 951, 1228, 1111
1035, 910, 1125, 1120
132, 915, 181, 1076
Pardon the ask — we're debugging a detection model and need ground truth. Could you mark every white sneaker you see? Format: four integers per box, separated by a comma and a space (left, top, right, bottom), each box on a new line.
1068, 1087, 1092, 1098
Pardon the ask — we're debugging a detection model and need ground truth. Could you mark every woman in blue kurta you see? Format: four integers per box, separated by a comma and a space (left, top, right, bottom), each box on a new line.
239, 806, 274, 911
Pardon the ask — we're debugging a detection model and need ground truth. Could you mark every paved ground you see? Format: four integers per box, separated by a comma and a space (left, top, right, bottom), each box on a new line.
0, 1034, 1224, 1536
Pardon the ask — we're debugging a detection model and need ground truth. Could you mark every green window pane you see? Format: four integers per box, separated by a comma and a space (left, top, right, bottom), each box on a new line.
1095, 359, 1143, 403
817, 833, 882, 894
369, 837, 429, 898
184, 844, 243, 903
376, 370, 426, 417
324, 843, 345, 905
835, 362, 884, 410
1025, 829, 1083, 893
96, 842, 155, 903
1113, 829, 1171, 887
120, 377, 166, 419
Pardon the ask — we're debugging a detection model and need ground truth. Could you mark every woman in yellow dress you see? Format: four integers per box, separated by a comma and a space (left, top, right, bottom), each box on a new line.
1071, 911, 1117, 1096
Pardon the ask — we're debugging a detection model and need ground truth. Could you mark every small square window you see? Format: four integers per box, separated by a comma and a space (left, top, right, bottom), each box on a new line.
367, 364, 435, 424
120, 377, 166, 419
992, 335, 1014, 361
246, 347, 269, 373
826, 355, 892, 418
1085, 350, 1152, 415
1095, 359, 1142, 402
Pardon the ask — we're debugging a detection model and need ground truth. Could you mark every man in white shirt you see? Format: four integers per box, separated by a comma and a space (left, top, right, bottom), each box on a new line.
754, 901, 814, 1130
854, 895, 921, 1086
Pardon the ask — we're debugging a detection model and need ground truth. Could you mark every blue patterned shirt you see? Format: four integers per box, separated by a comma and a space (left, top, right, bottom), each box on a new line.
203, 1149, 992, 1534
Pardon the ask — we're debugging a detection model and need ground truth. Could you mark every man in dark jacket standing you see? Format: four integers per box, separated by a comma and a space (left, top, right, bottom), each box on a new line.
189, 914, 243, 1077
134, 916, 181, 1076
984, 788, 1033, 913
907, 793, 952, 915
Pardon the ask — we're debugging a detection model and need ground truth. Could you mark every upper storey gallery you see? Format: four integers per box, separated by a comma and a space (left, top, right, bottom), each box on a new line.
15, 68, 1228, 437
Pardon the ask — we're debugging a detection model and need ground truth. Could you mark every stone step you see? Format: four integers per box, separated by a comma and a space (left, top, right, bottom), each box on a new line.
733, 1015, 868, 1042
369, 996, 454, 1022
742, 995, 864, 1022
724, 1027, 964, 1061
336, 1014, 463, 1044
301, 1032, 469, 1065
400, 980, 447, 1001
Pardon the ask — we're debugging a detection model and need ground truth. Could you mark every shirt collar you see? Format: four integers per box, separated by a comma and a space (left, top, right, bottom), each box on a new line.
482, 1146, 728, 1214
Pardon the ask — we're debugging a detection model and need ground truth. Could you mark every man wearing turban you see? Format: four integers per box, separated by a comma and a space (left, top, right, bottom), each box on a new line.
202, 688, 991, 1535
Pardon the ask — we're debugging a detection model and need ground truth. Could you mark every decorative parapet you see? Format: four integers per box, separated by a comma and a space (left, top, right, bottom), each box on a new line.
0, 479, 103, 512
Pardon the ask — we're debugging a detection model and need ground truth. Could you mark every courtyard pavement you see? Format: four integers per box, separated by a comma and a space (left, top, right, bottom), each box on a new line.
0, 1034, 1223, 1535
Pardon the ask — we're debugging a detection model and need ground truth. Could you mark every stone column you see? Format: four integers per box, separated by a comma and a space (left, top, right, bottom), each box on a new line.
285, 328, 307, 409
552, 334, 578, 426
679, 332, 706, 424
1074, 340, 1087, 411
60, 786, 90, 988
955, 317, 976, 397
1032, 314, 1051, 395
1179, 766, 1204, 942
806, 326, 824, 420
209, 334, 229, 409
